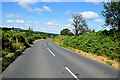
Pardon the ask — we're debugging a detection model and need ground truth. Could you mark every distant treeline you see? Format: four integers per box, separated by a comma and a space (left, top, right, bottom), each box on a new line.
1, 27, 59, 35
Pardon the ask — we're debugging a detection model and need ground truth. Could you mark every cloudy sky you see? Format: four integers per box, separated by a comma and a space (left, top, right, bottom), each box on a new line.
2, 0, 106, 34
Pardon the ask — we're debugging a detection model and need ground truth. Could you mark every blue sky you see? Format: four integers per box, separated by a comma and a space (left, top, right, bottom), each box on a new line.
2, 1, 106, 34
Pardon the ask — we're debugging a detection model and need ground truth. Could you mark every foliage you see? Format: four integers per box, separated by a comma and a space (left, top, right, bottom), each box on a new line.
54, 35, 69, 45
68, 32, 74, 36
101, 1, 120, 31
11, 42, 24, 52
54, 30, 120, 61
2, 34, 11, 50
2, 28, 55, 71
25, 27, 33, 37
60, 28, 73, 36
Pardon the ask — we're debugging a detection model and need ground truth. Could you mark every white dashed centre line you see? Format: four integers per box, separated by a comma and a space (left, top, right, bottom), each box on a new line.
47, 48, 55, 56
44, 44, 46, 47
65, 67, 79, 80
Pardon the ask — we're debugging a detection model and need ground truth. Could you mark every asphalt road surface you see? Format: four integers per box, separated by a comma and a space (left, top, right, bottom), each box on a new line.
2, 39, 119, 79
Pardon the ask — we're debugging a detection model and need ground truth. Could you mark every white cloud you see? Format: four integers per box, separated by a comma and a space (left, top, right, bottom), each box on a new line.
17, 0, 45, 12
26, 21, 32, 23
85, 0, 103, 4
94, 19, 103, 22
17, 0, 37, 11
80, 11, 99, 20
6, 20, 24, 23
15, 0, 53, 12
5, 14, 20, 18
35, 8, 43, 11
85, 0, 105, 2
43, 5, 52, 12
45, 21, 60, 26
64, 24, 72, 27
34, 21, 39, 24
6, 20, 15, 23
16, 20, 24, 23
68, 19, 73, 22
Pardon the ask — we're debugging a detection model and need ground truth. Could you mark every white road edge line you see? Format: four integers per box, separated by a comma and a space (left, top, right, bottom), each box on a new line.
65, 67, 79, 80
47, 48, 55, 56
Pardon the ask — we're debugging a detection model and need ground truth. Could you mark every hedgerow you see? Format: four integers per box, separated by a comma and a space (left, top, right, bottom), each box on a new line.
2, 30, 55, 71
54, 30, 120, 61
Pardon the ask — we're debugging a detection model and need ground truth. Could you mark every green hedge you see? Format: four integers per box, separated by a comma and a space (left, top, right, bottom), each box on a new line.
55, 30, 120, 61
2, 30, 55, 71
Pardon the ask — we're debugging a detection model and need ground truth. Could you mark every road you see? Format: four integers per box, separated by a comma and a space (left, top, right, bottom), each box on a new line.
2, 39, 119, 79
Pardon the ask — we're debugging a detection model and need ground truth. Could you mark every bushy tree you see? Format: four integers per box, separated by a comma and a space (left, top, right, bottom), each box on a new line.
72, 14, 90, 35
60, 28, 73, 36
68, 32, 74, 36
101, 1, 120, 31
25, 27, 33, 37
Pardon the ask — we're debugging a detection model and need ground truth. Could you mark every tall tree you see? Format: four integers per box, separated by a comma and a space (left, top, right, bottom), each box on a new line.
101, 1, 120, 31
72, 14, 89, 35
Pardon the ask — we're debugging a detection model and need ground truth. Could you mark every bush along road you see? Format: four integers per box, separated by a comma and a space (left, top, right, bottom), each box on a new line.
1, 30, 56, 72
2, 39, 118, 79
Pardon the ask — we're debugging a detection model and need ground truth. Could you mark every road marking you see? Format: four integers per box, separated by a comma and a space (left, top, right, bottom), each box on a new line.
44, 44, 46, 47
44, 42, 45, 44
47, 48, 55, 56
65, 67, 79, 80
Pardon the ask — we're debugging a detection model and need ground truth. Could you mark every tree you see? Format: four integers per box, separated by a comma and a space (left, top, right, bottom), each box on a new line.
101, 1, 120, 31
68, 32, 74, 36
72, 14, 89, 35
26, 27, 33, 37
12, 27, 14, 31
60, 28, 71, 35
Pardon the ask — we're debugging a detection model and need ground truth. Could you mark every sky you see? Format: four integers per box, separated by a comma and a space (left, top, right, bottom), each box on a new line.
2, 0, 107, 34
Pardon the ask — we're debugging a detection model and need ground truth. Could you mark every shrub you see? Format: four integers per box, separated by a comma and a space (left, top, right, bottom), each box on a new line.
2, 30, 53, 71
5, 53, 15, 60
11, 42, 24, 52
54, 30, 120, 61
2, 34, 11, 50
2, 58, 11, 71
2, 50, 9, 57
27, 37, 34, 44
11, 33, 26, 43
15, 49, 23, 56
